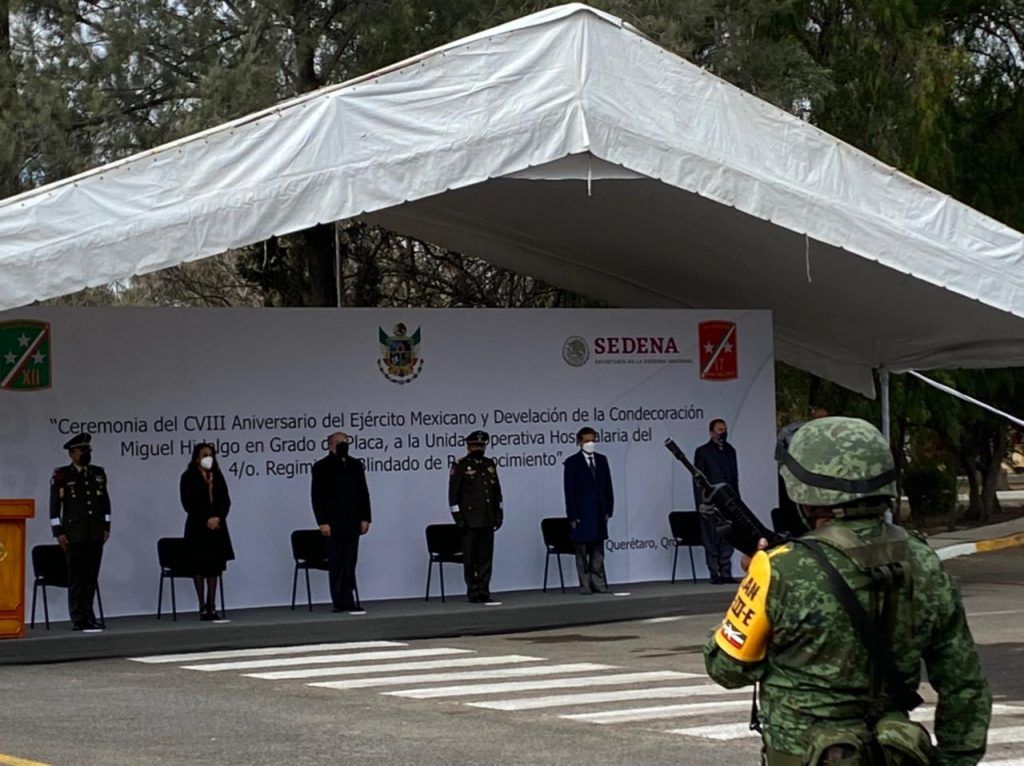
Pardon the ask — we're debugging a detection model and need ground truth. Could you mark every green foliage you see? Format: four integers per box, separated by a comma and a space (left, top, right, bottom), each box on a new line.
903, 459, 958, 522
4, 0, 1024, 505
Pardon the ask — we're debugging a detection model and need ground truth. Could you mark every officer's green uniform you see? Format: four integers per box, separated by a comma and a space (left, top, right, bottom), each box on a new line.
448, 430, 503, 603
49, 433, 111, 629
703, 417, 991, 765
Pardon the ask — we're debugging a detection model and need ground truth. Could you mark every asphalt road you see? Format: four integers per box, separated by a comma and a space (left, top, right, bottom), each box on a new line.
1, 549, 1021, 766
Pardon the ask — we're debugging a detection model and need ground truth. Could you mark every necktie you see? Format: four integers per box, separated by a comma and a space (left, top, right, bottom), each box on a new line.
587, 456, 596, 478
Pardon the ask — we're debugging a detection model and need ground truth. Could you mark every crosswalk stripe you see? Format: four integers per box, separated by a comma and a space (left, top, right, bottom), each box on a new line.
983, 759, 1024, 766
666, 722, 758, 740
386, 671, 688, 699
128, 641, 405, 664
560, 699, 753, 724
468, 684, 746, 711
182, 647, 472, 672
987, 726, 1024, 746
309, 663, 616, 690
247, 655, 545, 681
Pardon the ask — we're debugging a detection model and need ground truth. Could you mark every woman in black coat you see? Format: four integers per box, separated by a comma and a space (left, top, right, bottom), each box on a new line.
180, 442, 235, 620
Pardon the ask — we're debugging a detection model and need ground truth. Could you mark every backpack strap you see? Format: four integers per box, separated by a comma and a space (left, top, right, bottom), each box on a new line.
793, 537, 922, 714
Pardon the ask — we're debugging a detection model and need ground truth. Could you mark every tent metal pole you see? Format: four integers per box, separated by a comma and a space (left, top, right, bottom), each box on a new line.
879, 368, 891, 442
334, 221, 342, 308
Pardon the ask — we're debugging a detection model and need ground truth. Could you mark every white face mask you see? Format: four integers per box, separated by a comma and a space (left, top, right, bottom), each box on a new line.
199, 456, 215, 470
581, 442, 597, 455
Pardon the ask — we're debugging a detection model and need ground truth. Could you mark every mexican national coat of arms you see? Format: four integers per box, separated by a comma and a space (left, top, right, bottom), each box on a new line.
0, 320, 52, 391
377, 323, 424, 384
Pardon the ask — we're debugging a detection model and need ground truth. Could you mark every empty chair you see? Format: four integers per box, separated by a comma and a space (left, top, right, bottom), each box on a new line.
30, 544, 105, 630
156, 537, 225, 621
424, 523, 464, 602
540, 517, 575, 594
290, 529, 330, 611
668, 511, 703, 584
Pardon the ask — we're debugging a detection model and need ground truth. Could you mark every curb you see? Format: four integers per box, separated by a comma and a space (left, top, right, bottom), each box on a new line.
936, 532, 1024, 561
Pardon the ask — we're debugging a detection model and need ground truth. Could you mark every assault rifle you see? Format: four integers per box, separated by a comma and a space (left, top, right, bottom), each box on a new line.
664, 437, 783, 556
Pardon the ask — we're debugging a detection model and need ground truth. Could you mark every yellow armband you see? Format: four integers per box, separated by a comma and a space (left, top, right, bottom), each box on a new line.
714, 550, 772, 662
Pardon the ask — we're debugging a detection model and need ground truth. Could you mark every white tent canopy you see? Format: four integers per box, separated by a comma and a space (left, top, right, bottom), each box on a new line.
2, 3, 1023, 395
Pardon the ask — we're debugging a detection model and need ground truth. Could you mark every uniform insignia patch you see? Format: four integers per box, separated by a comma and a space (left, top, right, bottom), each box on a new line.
720, 620, 747, 649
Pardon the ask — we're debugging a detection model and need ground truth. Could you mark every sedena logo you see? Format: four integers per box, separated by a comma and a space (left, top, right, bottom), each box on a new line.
0, 320, 52, 391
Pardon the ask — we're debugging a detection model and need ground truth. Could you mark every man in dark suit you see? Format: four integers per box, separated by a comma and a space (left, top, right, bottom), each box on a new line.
448, 430, 503, 604
49, 432, 110, 632
311, 432, 372, 614
563, 427, 614, 594
693, 418, 738, 583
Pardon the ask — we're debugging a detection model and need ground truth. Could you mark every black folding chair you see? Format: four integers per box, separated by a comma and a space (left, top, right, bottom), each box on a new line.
424, 524, 463, 603
290, 530, 329, 611
668, 511, 703, 584
540, 517, 575, 594
156, 537, 225, 620
30, 544, 105, 630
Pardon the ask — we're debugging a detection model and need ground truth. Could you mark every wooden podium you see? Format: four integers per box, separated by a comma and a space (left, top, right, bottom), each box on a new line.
0, 499, 35, 639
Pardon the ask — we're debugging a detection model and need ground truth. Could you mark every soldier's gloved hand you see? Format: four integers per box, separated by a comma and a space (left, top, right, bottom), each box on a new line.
452, 513, 466, 529
56, 534, 68, 551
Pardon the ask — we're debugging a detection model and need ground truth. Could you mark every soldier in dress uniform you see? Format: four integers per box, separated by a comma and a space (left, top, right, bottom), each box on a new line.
448, 430, 503, 604
49, 433, 111, 632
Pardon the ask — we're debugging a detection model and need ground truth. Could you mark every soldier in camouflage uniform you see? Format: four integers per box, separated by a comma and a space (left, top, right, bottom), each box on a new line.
448, 430, 503, 603
704, 417, 991, 765
49, 433, 111, 632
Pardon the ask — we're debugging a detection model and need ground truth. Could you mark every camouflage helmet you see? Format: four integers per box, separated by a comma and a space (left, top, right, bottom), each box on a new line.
779, 416, 896, 508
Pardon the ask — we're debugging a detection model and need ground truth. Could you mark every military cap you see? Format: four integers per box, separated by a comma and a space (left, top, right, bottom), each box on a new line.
466, 430, 490, 445
63, 432, 92, 450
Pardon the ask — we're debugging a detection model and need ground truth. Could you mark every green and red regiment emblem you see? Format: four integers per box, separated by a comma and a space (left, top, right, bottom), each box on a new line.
0, 320, 51, 391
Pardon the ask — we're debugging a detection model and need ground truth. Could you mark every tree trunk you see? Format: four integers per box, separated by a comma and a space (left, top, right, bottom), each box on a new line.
301, 224, 338, 307
979, 430, 1009, 522
960, 451, 982, 520
0, 0, 10, 61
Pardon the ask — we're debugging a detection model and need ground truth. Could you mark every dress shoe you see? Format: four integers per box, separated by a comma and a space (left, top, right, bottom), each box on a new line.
200, 611, 215, 621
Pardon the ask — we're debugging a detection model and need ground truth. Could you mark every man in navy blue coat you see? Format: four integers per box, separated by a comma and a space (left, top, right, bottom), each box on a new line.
563, 427, 614, 594
692, 418, 738, 583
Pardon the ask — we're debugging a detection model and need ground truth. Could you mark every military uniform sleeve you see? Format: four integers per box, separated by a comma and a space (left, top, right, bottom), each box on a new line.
704, 549, 774, 688
448, 460, 465, 524
96, 467, 112, 531
922, 563, 992, 766
492, 459, 503, 523
49, 469, 65, 537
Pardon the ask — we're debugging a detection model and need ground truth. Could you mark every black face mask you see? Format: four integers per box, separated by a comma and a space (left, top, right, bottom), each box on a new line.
79, 451, 92, 466
335, 443, 349, 458
469, 447, 485, 458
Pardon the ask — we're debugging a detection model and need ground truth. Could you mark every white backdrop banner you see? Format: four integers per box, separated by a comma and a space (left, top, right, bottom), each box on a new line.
0, 308, 777, 617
